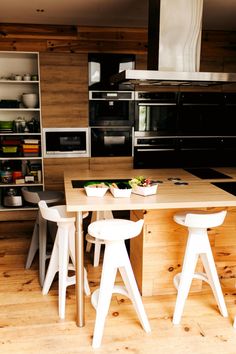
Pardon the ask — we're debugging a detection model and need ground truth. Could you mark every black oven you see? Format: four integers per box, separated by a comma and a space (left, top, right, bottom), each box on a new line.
178, 92, 223, 136
89, 91, 134, 126
133, 133, 178, 168
134, 92, 178, 135
91, 127, 133, 157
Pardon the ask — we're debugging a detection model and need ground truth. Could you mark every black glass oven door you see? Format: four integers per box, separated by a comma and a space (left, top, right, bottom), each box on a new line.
135, 103, 177, 135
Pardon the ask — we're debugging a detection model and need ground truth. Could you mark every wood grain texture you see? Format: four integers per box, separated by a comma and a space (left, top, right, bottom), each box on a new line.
1, 220, 236, 353
43, 157, 89, 190
40, 52, 88, 128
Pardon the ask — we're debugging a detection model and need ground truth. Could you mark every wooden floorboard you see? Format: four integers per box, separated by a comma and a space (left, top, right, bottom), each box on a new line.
1, 221, 236, 353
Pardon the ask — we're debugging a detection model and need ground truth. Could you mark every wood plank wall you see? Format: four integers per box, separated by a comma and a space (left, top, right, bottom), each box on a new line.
0, 24, 236, 219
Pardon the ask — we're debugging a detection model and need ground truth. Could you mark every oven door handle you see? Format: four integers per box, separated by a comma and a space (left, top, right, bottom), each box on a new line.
136, 148, 175, 152
137, 103, 176, 106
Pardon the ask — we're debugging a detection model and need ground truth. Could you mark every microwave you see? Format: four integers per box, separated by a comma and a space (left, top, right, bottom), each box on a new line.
43, 128, 90, 158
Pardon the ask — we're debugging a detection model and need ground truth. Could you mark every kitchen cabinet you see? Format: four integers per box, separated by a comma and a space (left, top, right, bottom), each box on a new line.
0, 51, 43, 210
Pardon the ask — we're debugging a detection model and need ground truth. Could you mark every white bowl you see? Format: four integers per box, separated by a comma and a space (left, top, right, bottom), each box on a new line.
22, 93, 38, 108
110, 185, 132, 198
132, 184, 158, 196
84, 186, 108, 197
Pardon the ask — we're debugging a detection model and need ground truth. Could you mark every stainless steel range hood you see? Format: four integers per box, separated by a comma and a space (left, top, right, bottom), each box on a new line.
111, 69, 236, 87
111, 0, 236, 87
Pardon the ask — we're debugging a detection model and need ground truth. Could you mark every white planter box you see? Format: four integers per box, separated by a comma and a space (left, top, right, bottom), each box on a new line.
110, 185, 132, 198
132, 184, 158, 196
84, 186, 108, 197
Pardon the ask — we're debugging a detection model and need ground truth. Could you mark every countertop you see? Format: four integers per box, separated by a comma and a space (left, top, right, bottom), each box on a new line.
64, 167, 236, 212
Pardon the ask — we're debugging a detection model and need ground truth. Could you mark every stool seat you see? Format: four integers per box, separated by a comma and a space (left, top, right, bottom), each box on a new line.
174, 210, 227, 228
88, 218, 151, 348
172, 209, 228, 325
22, 187, 64, 286
88, 218, 144, 241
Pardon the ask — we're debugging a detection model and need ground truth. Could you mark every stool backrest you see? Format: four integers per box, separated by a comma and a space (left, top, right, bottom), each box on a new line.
185, 210, 227, 228
21, 187, 40, 204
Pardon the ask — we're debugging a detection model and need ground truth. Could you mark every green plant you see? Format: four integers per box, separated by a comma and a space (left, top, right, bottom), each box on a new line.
128, 176, 153, 188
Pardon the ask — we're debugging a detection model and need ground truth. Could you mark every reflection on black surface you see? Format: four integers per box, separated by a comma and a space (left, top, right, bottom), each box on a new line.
211, 182, 236, 196
184, 168, 232, 179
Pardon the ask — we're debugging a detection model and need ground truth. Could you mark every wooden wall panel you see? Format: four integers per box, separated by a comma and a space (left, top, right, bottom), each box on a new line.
89, 157, 133, 170
43, 157, 89, 190
40, 52, 88, 128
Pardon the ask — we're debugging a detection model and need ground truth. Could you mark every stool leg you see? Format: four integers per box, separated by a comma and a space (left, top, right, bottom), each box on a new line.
92, 245, 117, 349
25, 218, 39, 269
58, 225, 70, 319
86, 239, 92, 253
118, 243, 151, 333
233, 316, 236, 328
39, 212, 47, 287
42, 233, 59, 295
200, 251, 228, 317
93, 243, 101, 267
173, 234, 199, 325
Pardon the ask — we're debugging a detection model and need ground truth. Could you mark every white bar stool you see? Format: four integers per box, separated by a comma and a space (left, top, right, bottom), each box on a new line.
38, 201, 90, 320
88, 218, 151, 348
172, 209, 228, 325
22, 187, 64, 287
85, 210, 113, 267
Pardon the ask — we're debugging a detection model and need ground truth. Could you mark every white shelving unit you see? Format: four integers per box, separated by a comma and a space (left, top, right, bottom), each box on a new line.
0, 51, 43, 210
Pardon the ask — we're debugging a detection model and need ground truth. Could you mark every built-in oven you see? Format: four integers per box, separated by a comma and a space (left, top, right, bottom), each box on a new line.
43, 128, 90, 158
90, 127, 133, 157
89, 91, 134, 126
178, 92, 223, 136
134, 91, 178, 135
133, 133, 178, 168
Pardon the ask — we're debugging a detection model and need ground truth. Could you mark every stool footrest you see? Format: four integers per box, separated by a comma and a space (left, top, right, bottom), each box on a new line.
91, 285, 129, 310
174, 271, 210, 289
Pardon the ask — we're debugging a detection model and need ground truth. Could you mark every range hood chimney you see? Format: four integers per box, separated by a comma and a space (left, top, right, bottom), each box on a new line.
111, 0, 236, 87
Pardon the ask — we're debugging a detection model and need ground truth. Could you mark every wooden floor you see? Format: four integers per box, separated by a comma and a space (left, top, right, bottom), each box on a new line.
1, 220, 236, 354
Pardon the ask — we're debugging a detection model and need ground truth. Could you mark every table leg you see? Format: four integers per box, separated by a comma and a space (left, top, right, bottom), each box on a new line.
39, 213, 47, 287
75, 211, 85, 327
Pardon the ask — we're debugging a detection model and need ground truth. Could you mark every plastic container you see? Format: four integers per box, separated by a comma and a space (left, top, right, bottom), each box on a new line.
0, 170, 13, 183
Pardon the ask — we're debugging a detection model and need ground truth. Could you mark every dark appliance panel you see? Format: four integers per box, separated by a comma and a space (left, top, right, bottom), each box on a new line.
135, 92, 178, 135
178, 92, 223, 136
178, 137, 219, 167
89, 91, 134, 126
91, 127, 133, 157
134, 136, 178, 168
222, 93, 236, 135
184, 168, 232, 179
211, 182, 236, 196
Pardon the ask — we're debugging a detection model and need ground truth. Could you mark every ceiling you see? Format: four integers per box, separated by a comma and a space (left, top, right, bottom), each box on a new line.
0, 0, 236, 30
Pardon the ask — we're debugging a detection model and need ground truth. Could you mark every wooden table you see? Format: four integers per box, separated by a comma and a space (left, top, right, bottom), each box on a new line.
64, 168, 236, 327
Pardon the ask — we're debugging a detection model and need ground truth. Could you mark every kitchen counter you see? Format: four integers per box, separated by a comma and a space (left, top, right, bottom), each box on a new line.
64, 167, 236, 325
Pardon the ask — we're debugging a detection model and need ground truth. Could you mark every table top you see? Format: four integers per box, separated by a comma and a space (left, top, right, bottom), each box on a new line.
64, 167, 236, 212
